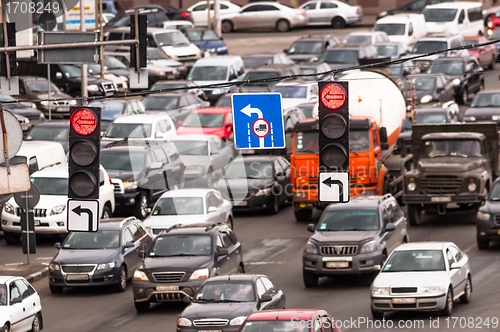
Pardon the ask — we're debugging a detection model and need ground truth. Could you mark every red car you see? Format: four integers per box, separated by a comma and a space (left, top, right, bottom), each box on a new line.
463, 36, 498, 70
237, 309, 341, 332
177, 107, 234, 141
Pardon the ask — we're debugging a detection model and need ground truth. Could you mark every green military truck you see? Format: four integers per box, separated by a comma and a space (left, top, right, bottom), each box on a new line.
403, 123, 500, 225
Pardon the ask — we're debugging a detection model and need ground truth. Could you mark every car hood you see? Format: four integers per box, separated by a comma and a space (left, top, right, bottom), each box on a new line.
327, 63, 357, 70
214, 178, 273, 199
106, 170, 140, 182
53, 249, 117, 264
178, 155, 210, 167
161, 44, 200, 57
418, 157, 486, 173
288, 54, 319, 62
193, 40, 225, 50
9, 194, 65, 210
192, 80, 228, 87
4, 106, 42, 117
34, 92, 72, 99
181, 302, 255, 319
143, 215, 206, 229
464, 107, 500, 121
373, 271, 449, 288
311, 230, 379, 243
177, 126, 223, 137
149, 59, 184, 68
142, 255, 212, 271
412, 53, 441, 61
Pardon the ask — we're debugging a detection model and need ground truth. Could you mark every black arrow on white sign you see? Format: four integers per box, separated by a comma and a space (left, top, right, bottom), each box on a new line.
322, 177, 344, 201
72, 205, 93, 231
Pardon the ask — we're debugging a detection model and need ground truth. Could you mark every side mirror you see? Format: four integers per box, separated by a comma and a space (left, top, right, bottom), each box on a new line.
125, 241, 134, 248
55, 72, 63, 79
283, 48, 288, 54
450, 262, 460, 269
217, 247, 229, 256
307, 224, 315, 232
275, 171, 284, 178
260, 294, 272, 302
54, 242, 61, 249
220, 36, 224, 41
379, 127, 389, 150
150, 161, 162, 169
207, 206, 217, 213
384, 223, 396, 232
436, 87, 444, 93
182, 295, 192, 304
408, 29, 413, 36
226, 122, 233, 128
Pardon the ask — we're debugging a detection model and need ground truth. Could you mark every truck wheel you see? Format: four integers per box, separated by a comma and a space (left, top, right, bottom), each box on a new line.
49, 284, 63, 294
476, 236, 489, 250
294, 209, 313, 222
303, 270, 318, 288
3, 231, 20, 244
371, 308, 384, 320
134, 300, 150, 313
407, 204, 422, 226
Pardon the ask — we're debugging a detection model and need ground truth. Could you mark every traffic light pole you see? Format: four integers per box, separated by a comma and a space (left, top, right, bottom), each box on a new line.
80, 1, 88, 102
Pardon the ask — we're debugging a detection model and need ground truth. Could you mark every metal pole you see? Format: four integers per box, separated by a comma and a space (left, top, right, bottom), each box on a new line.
0, 39, 138, 52
48, 64, 51, 120
80, 0, 88, 103
1, 0, 11, 89
207, 0, 211, 30
25, 191, 30, 265
214, 0, 221, 38
99, 0, 104, 78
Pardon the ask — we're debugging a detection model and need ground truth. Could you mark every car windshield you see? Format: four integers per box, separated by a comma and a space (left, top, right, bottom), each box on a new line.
89, 101, 125, 121
182, 113, 224, 127
412, 41, 447, 54
383, 250, 446, 272
62, 230, 121, 249
155, 31, 190, 47
185, 29, 219, 41
103, 56, 127, 69
106, 14, 131, 27
350, 130, 370, 152
240, 321, 309, 332
149, 234, 211, 257
319, 50, 358, 64
242, 56, 273, 69
318, 210, 379, 231
297, 104, 316, 118
428, 61, 463, 75
272, 86, 307, 99
411, 77, 436, 91
30, 177, 68, 195
375, 23, 405, 36
100, 150, 146, 171
288, 40, 323, 54
142, 95, 180, 110
152, 197, 204, 215
147, 48, 169, 60
489, 183, 500, 201
105, 123, 152, 139
423, 8, 458, 22
172, 140, 209, 155
243, 71, 279, 86
196, 282, 256, 302
59, 64, 82, 78
388, 63, 404, 76
26, 126, 68, 141
421, 139, 482, 158
463, 39, 480, 46
25, 80, 59, 93
471, 93, 500, 107
416, 112, 448, 124
344, 35, 371, 43
0, 284, 6, 306
224, 161, 273, 179
375, 44, 399, 57
187, 66, 228, 81
215, 95, 231, 107
150, 83, 187, 91
295, 131, 318, 153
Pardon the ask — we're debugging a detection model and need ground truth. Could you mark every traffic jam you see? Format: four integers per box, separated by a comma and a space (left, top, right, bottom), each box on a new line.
2, 0, 500, 331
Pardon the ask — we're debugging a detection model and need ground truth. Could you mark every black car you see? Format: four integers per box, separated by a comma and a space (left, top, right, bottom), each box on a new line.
236, 64, 302, 93
48, 217, 153, 293
284, 35, 341, 63
318, 42, 378, 70
177, 275, 286, 332
25, 121, 70, 153
132, 222, 244, 311
150, 80, 207, 101
476, 178, 500, 249
241, 53, 294, 70
88, 99, 146, 134
463, 90, 500, 124
387, 60, 420, 79
377, 0, 454, 19
100, 142, 186, 219
296, 61, 332, 81
399, 73, 456, 107
427, 56, 484, 105
214, 156, 291, 215
142, 92, 210, 123
0, 94, 45, 128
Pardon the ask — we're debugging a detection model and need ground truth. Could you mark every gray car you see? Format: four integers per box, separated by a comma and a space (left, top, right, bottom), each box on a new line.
302, 195, 409, 287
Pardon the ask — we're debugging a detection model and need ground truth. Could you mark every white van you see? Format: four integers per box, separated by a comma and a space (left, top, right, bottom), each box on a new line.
15, 141, 67, 174
423, 2, 484, 36
374, 13, 427, 46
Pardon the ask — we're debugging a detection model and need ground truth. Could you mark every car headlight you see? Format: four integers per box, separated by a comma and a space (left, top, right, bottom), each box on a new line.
371, 287, 390, 295
40, 100, 49, 106
468, 183, 477, 192
3, 202, 16, 215
40, 112, 46, 119
420, 95, 432, 104
49, 262, 60, 271
477, 211, 491, 221
360, 240, 376, 254
87, 84, 99, 92
156, 71, 167, 76
463, 116, 475, 122
452, 78, 461, 86
69, 99, 77, 105
420, 286, 444, 295
97, 262, 116, 270
207, 48, 216, 53
190, 268, 209, 280
50, 204, 66, 215
229, 316, 247, 326
177, 318, 192, 327
379, 11, 387, 17
255, 187, 273, 196
133, 270, 148, 281
123, 180, 138, 192
118, 75, 129, 83
492, 115, 500, 121
305, 241, 318, 255
217, 47, 227, 52
186, 165, 203, 172
407, 182, 416, 191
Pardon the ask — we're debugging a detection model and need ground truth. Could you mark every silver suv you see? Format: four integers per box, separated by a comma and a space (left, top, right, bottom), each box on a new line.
302, 194, 409, 287
411, 33, 468, 72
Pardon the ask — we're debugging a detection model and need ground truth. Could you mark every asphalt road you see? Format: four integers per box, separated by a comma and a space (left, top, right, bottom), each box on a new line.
2, 26, 500, 332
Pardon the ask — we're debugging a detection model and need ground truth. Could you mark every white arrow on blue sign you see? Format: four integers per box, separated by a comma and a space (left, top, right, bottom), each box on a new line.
231, 93, 285, 149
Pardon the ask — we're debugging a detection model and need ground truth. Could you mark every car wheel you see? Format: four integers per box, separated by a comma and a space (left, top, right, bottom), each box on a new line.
30, 313, 41, 332
115, 266, 127, 292
134, 300, 150, 313
101, 205, 112, 219
459, 88, 468, 105
276, 19, 290, 32
460, 275, 472, 304
136, 192, 149, 219
294, 209, 313, 222
269, 195, 280, 215
332, 16, 346, 29
221, 20, 233, 33
477, 236, 490, 250
2, 323, 10, 332
489, 56, 496, 70
407, 204, 422, 226
3, 231, 20, 245
49, 284, 63, 294
371, 307, 384, 320
303, 270, 318, 288
227, 216, 234, 230
237, 264, 244, 274
441, 287, 453, 316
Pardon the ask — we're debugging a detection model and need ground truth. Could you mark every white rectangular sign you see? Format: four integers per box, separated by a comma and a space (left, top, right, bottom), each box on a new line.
318, 172, 350, 203
65, 0, 96, 31
67, 199, 99, 232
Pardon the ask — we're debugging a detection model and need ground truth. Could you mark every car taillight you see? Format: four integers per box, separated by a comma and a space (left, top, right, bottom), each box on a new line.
181, 11, 191, 18
109, 178, 113, 185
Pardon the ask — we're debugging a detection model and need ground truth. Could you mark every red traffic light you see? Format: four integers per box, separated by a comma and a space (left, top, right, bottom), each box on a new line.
320, 83, 346, 110
70, 108, 98, 136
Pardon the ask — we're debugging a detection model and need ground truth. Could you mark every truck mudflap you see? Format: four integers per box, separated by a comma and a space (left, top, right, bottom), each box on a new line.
403, 194, 486, 204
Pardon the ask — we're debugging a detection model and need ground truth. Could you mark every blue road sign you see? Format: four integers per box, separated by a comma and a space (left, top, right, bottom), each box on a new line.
231, 93, 285, 149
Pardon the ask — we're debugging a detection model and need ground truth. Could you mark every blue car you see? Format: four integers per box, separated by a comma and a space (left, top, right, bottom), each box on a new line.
182, 27, 228, 56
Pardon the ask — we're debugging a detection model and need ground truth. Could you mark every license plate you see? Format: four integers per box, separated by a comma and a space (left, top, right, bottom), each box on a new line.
66, 274, 89, 281
156, 285, 179, 291
56, 107, 69, 112
325, 262, 349, 269
392, 298, 416, 304
197, 330, 222, 332
34, 220, 40, 226
232, 201, 247, 207
431, 197, 451, 202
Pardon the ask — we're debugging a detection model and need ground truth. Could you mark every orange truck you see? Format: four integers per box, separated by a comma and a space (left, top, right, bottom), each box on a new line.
290, 70, 413, 221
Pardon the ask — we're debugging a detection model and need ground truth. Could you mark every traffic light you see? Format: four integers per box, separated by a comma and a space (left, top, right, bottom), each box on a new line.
68, 107, 101, 200
130, 14, 147, 69
318, 81, 349, 172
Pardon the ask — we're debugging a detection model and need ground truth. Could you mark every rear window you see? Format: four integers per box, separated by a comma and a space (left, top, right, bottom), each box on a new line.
374, 23, 406, 36
423, 8, 457, 22
30, 177, 67, 195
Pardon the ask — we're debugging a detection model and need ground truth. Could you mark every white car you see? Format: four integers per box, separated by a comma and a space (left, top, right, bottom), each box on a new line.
143, 188, 233, 234
187, 0, 241, 27
1, 164, 115, 244
371, 242, 472, 319
299, 0, 363, 28
0, 276, 43, 331
343, 31, 390, 44
272, 80, 319, 110
162, 20, 195, 30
